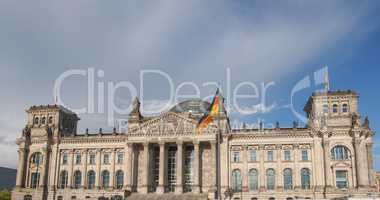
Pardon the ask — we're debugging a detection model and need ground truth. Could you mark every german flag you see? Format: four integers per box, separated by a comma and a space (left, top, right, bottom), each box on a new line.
197, 89, 222, 134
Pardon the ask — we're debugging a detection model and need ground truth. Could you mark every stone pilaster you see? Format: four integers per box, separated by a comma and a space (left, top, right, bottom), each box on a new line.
125, 143, 133, 190
242, 145, 248, 192
259, 145, 265, 192
95, 149, 102, 188
294, 145, 300, 190
83, 149, 88, 188
276, 145, 283, 191
15, 148, 26, 188
110, 149, 116, 189
176, 141, 183, 194
68, 150, 74, 188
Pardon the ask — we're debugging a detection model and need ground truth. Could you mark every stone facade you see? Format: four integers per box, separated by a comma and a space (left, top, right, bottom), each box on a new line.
12, 90, 379, 200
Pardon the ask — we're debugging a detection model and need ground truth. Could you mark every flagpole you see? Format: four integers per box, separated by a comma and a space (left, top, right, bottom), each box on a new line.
216, 90, 222, 200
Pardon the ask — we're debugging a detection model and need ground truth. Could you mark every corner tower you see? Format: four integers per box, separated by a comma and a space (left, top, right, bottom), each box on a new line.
13, 105, 79, 200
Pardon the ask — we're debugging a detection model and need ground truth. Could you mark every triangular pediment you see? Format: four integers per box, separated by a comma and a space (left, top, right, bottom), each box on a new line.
128, 112, 217, 136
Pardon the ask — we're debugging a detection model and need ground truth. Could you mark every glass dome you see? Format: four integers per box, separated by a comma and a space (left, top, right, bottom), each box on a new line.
170, 99, 210, 119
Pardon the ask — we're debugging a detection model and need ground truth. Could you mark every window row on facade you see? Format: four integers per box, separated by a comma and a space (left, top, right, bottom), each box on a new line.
231, 168, 311, 192
231, 149, 310, 163
61, 151, 124, 165
322, 103, 349, 114
59, 170, 124, 189
33, 116, 53, 125
230, 145, 351, 163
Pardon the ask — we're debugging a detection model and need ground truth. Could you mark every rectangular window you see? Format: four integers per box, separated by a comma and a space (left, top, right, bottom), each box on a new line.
62, 154, 68, 165
232, 151, 240, 163
249, 150, 257, 162
117, 153, 124, 164
31, 173, 40, 188
267, 151, 274, 161
103, 153, 110, 164
301, 150, 308, 161
336, 170, 348, 189
284, 150, 291, 161
89, 154, 96, 165
75, 154, 81, 165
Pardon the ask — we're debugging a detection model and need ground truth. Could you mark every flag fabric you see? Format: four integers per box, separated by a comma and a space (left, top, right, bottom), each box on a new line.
197, 89, 222, 133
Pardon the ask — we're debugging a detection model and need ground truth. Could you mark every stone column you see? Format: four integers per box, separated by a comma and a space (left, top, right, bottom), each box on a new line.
95, 149, 102, 188
125, 143, 133, 190
16, 148, 26, 188
210, 141, 217, 192
141, 142, 149, 193
367, 143, 374, 186
313, 136, 324, 192
176, 141, 183, 194
39, 148, 49, 187
193, 141, 200, 193
110, 149, 116, 189
322, 139, 332, 188
157, 142, 165, 194
83, 149, 88, 188
355, 138, 369, 187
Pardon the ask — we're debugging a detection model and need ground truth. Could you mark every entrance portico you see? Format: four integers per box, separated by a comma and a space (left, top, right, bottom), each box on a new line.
127, 140, 216, 195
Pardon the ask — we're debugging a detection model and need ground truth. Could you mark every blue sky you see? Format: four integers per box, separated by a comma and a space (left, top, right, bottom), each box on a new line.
0, 0, 380, 169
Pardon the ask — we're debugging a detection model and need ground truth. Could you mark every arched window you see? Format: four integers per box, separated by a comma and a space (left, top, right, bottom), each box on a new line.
266, 169, 275, 190
102, 170, 110, 189
59, 170, 68, 189
301, 168, 311, 190
331, 146, 350, 160
323, 105, 329, 114
269, 198, 275, 200
115, 170, 124, 189
41, 117, 46, 125
48, 116, 53, 124
286, 198, 294, 200
73, 170, 82, 189
342, 104, 349, 113
248, 169, 259, 191
34, 117, 39, 125
87, 171, 96, 189
57, 196, 63, 200
24, 195, 32, 200
251, 198, 258, 200
31, 152, 42, 165
232, 169, 242, 192
283, 168, 293, 190
332, 104, 339, 113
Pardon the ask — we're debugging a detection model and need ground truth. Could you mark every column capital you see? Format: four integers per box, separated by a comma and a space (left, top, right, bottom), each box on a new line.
176, 140, 183, 145
210, 140, 217, 145
142, 142, 149, 147
193, 140, 200, 145
158, 141, 165, 146
126, 142, 134, 147
17, 148, 26, 154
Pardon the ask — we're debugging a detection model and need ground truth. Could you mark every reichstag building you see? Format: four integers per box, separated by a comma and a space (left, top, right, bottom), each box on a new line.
12, 90, 379, 200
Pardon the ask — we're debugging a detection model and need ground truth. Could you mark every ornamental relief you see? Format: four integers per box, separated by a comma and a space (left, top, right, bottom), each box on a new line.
130, 112, 218, 136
